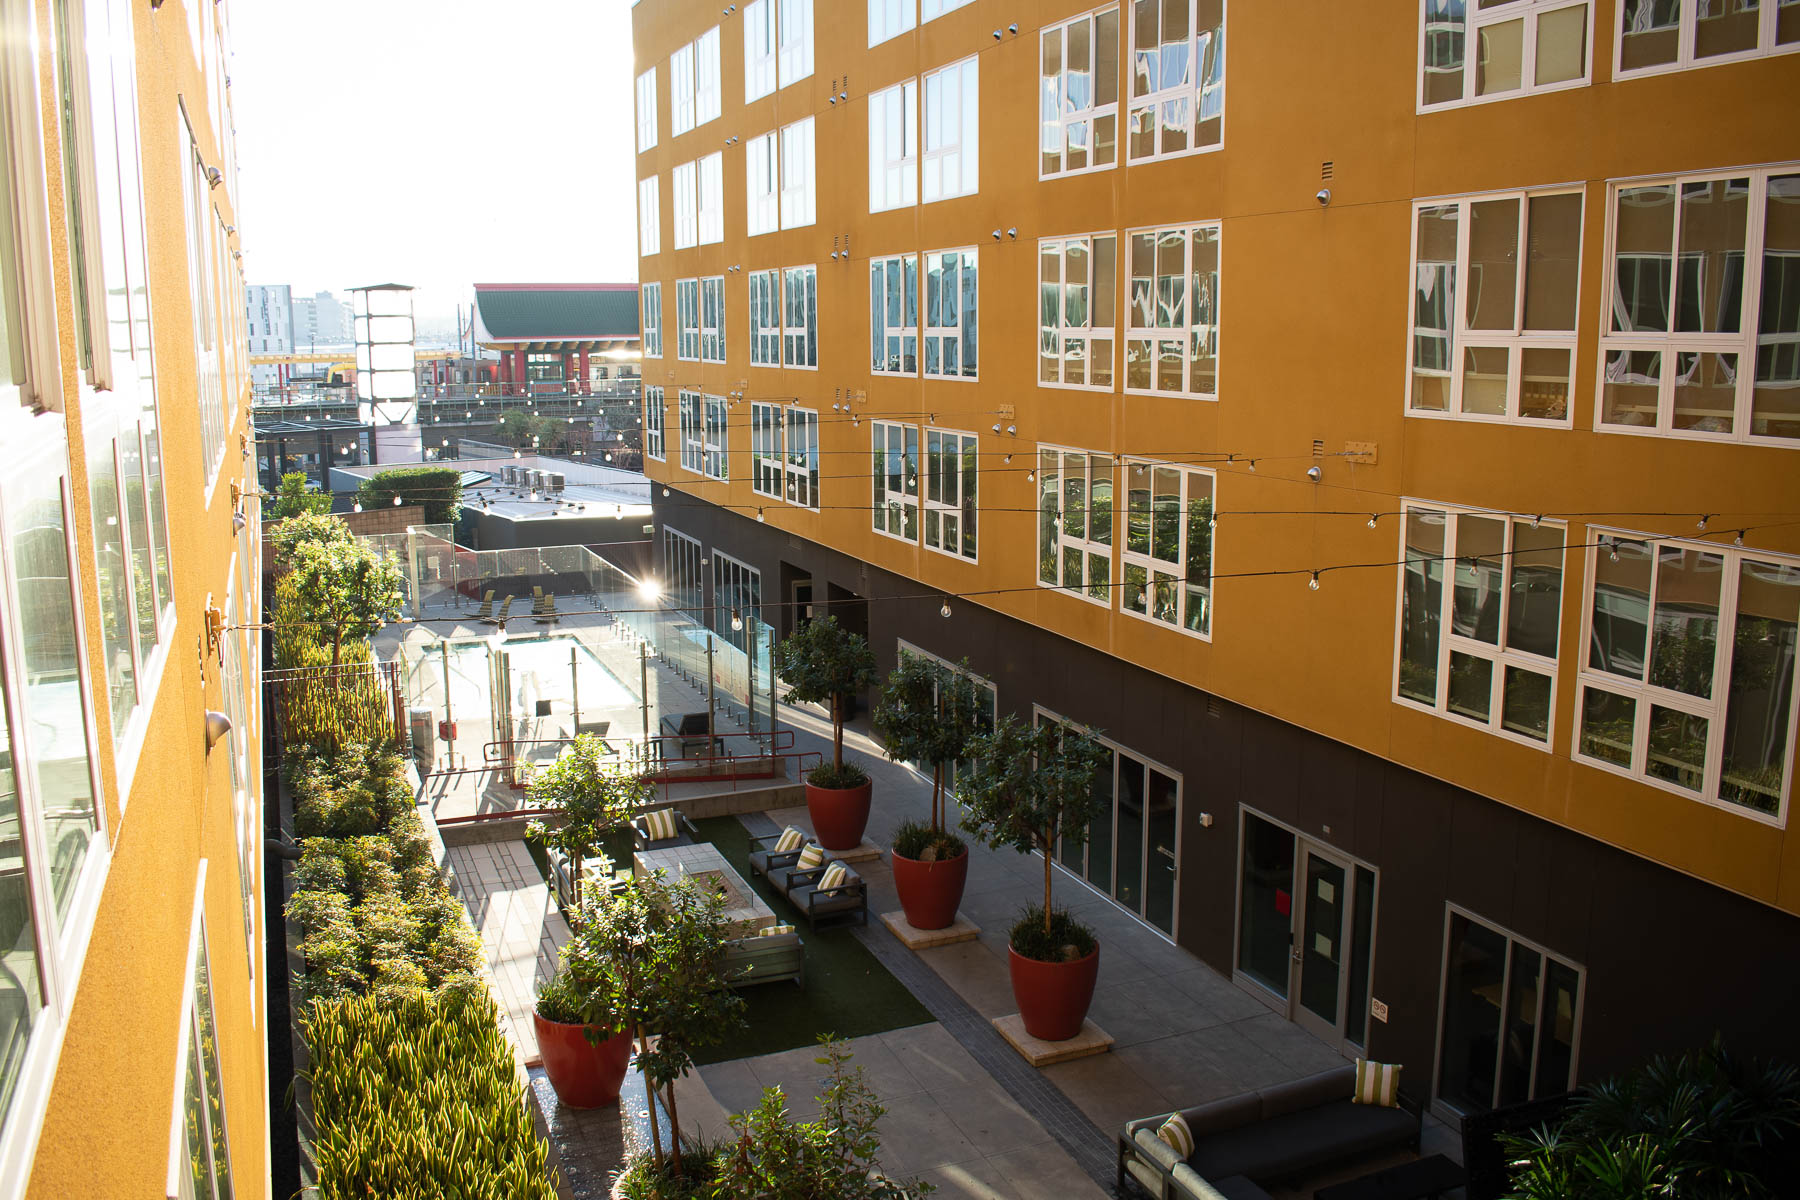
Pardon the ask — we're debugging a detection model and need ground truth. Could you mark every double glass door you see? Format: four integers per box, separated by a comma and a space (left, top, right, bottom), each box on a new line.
1046, 719, 1181, 937
1236, 811, 1378, 1050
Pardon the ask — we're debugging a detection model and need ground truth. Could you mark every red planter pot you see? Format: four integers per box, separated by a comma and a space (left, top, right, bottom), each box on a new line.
890, 847, 968, 931
533, 1013, 633, 1109
806, 779, 872, 850
1007, 943, 1100, 1042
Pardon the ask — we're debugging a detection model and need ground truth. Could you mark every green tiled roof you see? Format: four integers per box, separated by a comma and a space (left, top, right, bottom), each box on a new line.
473, 285, 640, 342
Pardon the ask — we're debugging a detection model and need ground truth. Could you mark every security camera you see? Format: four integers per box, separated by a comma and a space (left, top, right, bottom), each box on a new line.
1316, 188, 1332, 207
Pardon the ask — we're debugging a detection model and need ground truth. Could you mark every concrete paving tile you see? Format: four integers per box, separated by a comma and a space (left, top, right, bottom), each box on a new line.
1041, 1050, 1173, 1133
1087, 977, 1234, 1047
1165, 965, 1278, 1022
697, 1059, 767, 1117
1230, 1012, 1348, 1076
874, 1090, 982, 1176
879, 1022, 989, 1093
1113, 1024, 1293, 1108
909, 1155, 1021, 1200
1092, 942, 1163, 988
936, 1084, 1052, 1159
985, 1140, 1111, 1199
919, 939, 1017, 1018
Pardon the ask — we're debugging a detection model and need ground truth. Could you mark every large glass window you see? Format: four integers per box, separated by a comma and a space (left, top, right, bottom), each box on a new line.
1038, 445, 1114, 604
871, 420, 919, 541
1128, 0, 1225, 162
750, 405, 821, 508
87, 425, 136, 738
1041, 7, 1120, 179
679, 389, 704, 473
923, 428, 977, 560
636, 67, 658, 152
1125, 222, 1220, 398
1579, 532, 1799, 819
641, 281, 663, 358
182, 116, 223, 483
670, 41, 696, 135
924, 0, 976, 17
712, 552, 761, 650
778, 0, 814, 84
672, 160, 698, 249
751, 402, 783, 497
896, 640, 996, 794
1121, 459, 1213, 636
784, 406, 819, 508
698, 151, 724, 245
784, 265, 818, 367
1420, 0, 1591, 109
870, 254, 919, 374
1435, 908, 1582, 1117
1039, 233, 1117, 389
663, 526, 704, 616
695, 26, 722, 127
638, 175, 660, 257
922, 56, 978, 204
1617, 0, 1800, 76
676, 278, 700, 361
747, 132, 778, 237
749, 270, 780, 366
1397, 505, 1565, 745
1408, 189, 1583, 423
868, 80, 918, 213
1601, 168, 1800, 443
923, 248, 977, 379
745, 0, 776, 102
780, 117, 816, 229
700, 276, 726, 364
644, 385, 665, 461
703, 394, 729, 480
869, 0, 915, 46
174, 920, 234, 1199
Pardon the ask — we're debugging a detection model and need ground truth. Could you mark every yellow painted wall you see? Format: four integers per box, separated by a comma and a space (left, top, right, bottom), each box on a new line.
634, 2, 1800, 911
25, 0, 264, 1195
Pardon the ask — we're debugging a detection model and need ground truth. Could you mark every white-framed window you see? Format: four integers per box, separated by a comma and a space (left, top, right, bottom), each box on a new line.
924, 0, 977, 17
868, 79, 918, 213
1039, 233, 1117, 389
784, 406, 820, 507
871, 419, 919, 541
671, 41, 696, 135
1125, 222, 1220, 398
1041, 6, 1121, 179
869, 0, 915, 47
1407, 187, 1583, 424
1599, 166, 1800, 444
780, 117, 815, 229
672, 160, 698, 249
695, 26, 722, 126
1577, 531, 1799, 823
745, 0, 777, 102
700, 276, 726, 363
167, 868, 234, 1200
679, 389, 705, 473
1120, 459, 1214, 637
896, 640, 998, 793
676, 278, 700, 361
1037, 445, 1114, 605
663, 525, 705, 616
1420, 0, 1592, 110
711, 551, 762, 649
922, 56, 978, 203
747, 132, 778, 236
642, 281, 663, 358
923, 248, 978, 379
636, 67, 658, 151
923, 427, 978, 561
698, 151, 724, 245
749, 270, 781, 366
1616, 0, 1799, 79
1127, 0, 1225, 163
1396, 504, 1565, 748
703, 393, 729, 479
778, 0, 814, 84
751, 401, 784, 497
181, 113, 224, 483
645, 384, 666, 460
638, 175, 661, 256
784, 265, 818, 367
871, 253, 919, 374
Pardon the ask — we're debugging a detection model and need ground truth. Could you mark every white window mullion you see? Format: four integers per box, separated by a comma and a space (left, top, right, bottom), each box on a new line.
780, 117, 815, 229
778, 0, 814, 84
747, 132, 778, 237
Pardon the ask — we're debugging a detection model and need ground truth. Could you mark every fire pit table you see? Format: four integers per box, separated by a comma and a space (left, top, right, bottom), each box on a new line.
634, 842, 777, 938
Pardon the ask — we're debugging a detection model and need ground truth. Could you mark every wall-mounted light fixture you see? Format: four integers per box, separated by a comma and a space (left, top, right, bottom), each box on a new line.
205, 710, 233, 751
205, 166, 223, 189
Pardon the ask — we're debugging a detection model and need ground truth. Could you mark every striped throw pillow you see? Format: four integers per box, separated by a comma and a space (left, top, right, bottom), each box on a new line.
1354, 1058, 1402, 1107
644, 808, 678, 841
1155, 1112, 1194, 1158
759, 923, 795, 936
796, 842, 826, 871
818, 862, 848, 891
774, 826, 805, 853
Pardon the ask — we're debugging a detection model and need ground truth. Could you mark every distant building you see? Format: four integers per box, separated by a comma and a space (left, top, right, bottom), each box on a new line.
246, 282, 294, 389
293, 289, 348, 348
471, 282, 641, 391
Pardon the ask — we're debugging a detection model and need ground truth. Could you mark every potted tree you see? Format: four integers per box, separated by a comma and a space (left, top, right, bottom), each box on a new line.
960, 715, 1110, 1042
577, 872, 745, 1186
773, 615, 878, 850
531, 951, 635, 1109
873, 655, 983, 930
524, 733, 647, 909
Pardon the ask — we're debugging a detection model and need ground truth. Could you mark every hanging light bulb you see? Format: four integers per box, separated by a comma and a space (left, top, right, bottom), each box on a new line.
1247, 459, 1257, 472
662, 487, 670, 497
1308, 572, 1321, 591
940, 599, 952, 618
1366, 515, 1378, 529
756, 508, 766, 522
1003, 454, 1013, 465
1609, 540, 1621, 563
730, 608, 744, 632
393, 495, 403, 506
353, 501, 363, 512
1531, 514, 1543, 529
1027, 470, 1035, 481
1733, 530, 1745, 547
1697, 514, 1711, 531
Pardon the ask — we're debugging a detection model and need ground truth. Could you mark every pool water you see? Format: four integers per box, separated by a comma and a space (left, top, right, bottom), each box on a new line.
416, 635, 637, 720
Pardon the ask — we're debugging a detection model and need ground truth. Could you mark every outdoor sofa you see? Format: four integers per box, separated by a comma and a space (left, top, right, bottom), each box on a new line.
722, 929, 804, 989
631, 807, 699, 853
747, 833, 870, 930
1117, 1065, 1421, 1200
544, 847, 628, 914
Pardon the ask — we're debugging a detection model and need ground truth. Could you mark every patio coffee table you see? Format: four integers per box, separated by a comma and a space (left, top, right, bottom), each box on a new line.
634, 842, 777, 938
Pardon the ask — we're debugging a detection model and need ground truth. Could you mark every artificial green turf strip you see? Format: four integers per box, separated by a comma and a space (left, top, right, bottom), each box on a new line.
687, 816, 932, 1065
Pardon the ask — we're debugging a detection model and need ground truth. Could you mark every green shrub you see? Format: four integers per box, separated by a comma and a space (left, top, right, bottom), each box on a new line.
806, 761, 868, 790
1008, 906, 1096, 965
304, 990, 558, 1200
890, 819, 964, 862
355, 466, 463, 526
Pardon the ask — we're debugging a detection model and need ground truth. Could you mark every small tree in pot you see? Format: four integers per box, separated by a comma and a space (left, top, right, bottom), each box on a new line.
874, 655, 984, 930
773, 615, 878, 850
532, 953, 635, 1109
524, 733, 648, 908
960, 715, 1110, 1042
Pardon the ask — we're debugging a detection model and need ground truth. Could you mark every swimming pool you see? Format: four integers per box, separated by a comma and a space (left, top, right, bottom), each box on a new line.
414, 634, 638, 721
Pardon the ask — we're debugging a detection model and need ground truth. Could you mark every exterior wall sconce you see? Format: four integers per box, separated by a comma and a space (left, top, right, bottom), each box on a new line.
205, 166, 223, 189
1306, 465, 1322, 482
205, 710, 233, 751
232, 510, 246, 533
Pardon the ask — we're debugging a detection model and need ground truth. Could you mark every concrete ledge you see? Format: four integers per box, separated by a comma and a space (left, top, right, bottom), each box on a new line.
880, 910, 981, 949
991, 1015, 1114, 1067
824, 838, 883, 864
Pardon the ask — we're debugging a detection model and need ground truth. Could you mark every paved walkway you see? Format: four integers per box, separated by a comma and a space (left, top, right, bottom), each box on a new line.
445, 839, 569, 1064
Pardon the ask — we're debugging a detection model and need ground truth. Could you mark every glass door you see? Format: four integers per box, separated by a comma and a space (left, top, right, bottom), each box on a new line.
1294, 847, 1351, 1043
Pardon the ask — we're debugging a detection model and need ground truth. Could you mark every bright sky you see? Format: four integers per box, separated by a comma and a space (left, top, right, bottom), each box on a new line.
231, 0, 638, 328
